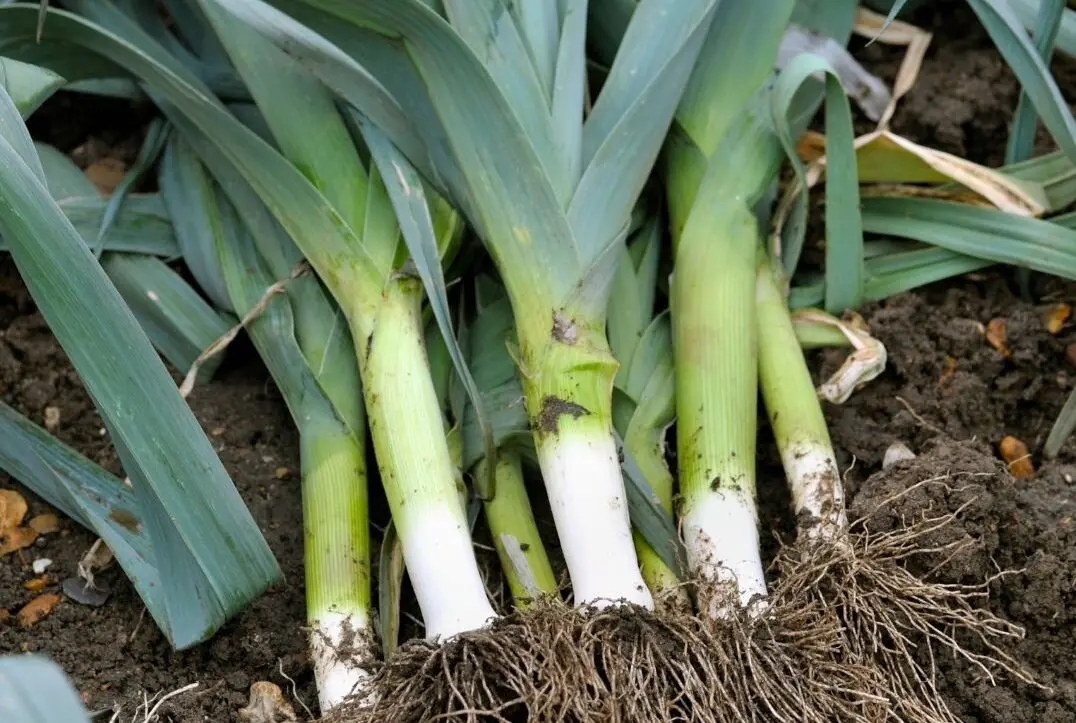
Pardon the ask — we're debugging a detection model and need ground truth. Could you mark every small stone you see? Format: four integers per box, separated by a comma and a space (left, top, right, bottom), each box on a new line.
273, 467, 290, 480
62, 577, 111, 607
43, 406, 60, 431
883, 441, 917, 470
32, 558, 52, 574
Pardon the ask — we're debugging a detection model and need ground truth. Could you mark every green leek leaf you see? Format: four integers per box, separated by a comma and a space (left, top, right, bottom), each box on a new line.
862, 196, 1076, 279
0, 55, 280, 649
772, 52, 862, 297
1006, 0, 1064, 165
0, 656, 90, 723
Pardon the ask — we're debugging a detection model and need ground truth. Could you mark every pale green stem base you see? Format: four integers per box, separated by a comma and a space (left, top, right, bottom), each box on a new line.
358, 276, 494, 639
481, 452, 558, 607
300, 421, 372, 711
626, 425, 688, 607
756, 254, 847, 539
673, 199, 765, 614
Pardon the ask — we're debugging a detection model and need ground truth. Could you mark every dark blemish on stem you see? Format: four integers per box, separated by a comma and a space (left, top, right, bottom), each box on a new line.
109, 508, 141, 533
551, 312, 578, 344
535, 395, 589, 434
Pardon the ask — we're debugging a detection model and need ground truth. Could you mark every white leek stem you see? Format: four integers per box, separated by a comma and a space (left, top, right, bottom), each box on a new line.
520, 316, 653, 611
311, 611, 375, 711
359, 277, 495, 641
402, 504, 498, 637
538, 433, 652, 608
682, 489, 767, 617
782, 441, 847, 543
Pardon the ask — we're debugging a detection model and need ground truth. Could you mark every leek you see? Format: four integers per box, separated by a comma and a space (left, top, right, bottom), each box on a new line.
663, 0, 797, 616
607, 209, 685, 604
479, 452, 559, 606
458, 286, 558, 607
159, 130, 374, 710
210, 0, 725, 611
185, 0, 498, 652
758, 254, 847, 543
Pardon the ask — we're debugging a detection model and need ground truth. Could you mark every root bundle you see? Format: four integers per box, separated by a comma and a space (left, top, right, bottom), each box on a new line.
325, 482, 1036, 723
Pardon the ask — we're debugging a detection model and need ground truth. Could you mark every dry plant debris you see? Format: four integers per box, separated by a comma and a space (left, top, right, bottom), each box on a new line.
18, 592, 61, 627
238, 681, 298, 723
1043, 303, 1071, 334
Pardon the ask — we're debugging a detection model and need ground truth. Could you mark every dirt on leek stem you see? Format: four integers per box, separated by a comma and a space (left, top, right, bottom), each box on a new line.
520, 316, 653, 610
672, 199, 765, 618
300, 421, 374, 712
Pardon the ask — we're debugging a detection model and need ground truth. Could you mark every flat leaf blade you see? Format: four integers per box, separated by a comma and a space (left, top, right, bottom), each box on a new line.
0, 73, 280, 648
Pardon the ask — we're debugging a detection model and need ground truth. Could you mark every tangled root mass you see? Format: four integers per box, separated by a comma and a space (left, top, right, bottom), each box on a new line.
326, 479, 1035, 723
327, 594, 884, 723
771, 476, 1040, 723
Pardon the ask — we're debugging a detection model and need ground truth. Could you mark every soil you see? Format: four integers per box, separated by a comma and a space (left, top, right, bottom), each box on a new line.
1, 2, 1075, 722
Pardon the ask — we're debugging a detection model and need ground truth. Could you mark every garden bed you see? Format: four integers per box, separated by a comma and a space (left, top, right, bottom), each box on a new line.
1, 3, 1074, 721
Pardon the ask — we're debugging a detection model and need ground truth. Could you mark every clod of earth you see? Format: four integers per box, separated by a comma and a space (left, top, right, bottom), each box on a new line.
535, 395, 589, 435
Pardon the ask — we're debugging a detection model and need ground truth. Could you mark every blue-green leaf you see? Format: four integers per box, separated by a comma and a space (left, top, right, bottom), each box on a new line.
0, 656, 90, 723
0, 57, 280, 649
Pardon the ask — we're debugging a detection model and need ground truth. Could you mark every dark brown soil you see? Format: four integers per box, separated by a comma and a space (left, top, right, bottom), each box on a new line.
808, 279, 1076, 722
1, 2, 1075, 722
0, 252, 317, 718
